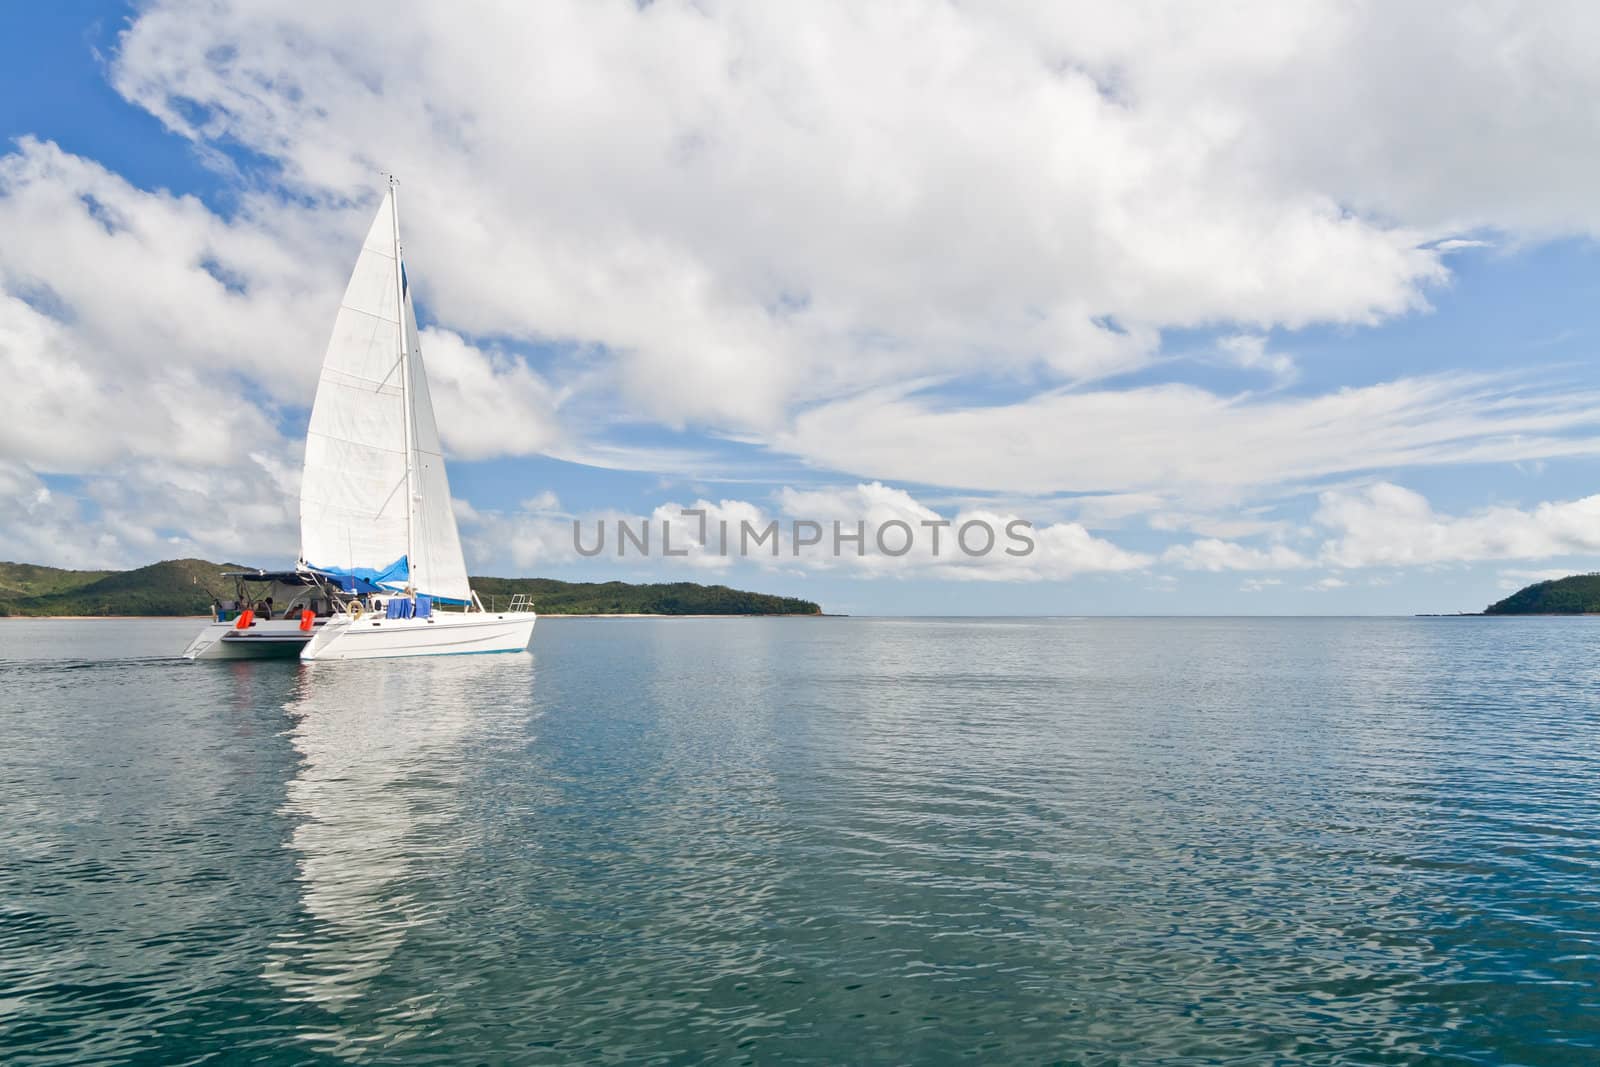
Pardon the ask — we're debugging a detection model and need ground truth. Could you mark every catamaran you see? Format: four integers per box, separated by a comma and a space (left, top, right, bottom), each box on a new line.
184, 182, 537, 661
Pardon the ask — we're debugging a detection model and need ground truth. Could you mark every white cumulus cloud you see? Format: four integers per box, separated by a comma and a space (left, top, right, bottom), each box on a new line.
111, 0, 1563, 436
463, 481, 1150, 581
1315, 483, 1600, 567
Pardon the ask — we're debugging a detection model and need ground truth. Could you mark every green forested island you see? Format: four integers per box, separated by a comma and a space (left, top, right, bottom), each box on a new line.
470, 576, 820, 616
1483, 573, 1600, 615
0, 559, 821, 617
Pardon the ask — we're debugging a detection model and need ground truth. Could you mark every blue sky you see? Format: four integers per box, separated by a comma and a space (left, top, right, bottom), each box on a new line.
4, 1, 1600, 614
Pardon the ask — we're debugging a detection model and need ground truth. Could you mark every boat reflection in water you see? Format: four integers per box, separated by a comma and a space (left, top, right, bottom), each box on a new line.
263, 655, 535, 1058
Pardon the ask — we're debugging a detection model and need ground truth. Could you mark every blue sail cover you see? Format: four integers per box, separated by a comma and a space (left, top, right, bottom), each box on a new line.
305, 555, 409, 595
303, 556, 471, 604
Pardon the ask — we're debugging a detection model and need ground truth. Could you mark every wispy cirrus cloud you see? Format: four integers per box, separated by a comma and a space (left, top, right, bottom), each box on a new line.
776, 374, 1600, 498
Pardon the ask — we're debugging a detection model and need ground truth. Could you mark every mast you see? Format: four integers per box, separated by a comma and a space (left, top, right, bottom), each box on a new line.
389, 175, 417, 587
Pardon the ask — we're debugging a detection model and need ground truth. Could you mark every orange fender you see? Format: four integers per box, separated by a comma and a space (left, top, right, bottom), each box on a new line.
299, 609, 315, 631
235, 609, 255, 629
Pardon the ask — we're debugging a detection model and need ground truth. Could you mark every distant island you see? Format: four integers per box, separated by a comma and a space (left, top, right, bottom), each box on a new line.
0, 559, 822, 617
1483, 573, 1600, 615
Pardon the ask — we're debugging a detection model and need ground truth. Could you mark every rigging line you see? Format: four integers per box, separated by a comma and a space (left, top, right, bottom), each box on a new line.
376, 353, 406, 393
334, 303, 400, 326
376, 472, 408, 517
304, 429, 409, 455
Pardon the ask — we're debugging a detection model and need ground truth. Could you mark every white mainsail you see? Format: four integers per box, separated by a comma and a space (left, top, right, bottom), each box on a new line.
299, 188, 471, 603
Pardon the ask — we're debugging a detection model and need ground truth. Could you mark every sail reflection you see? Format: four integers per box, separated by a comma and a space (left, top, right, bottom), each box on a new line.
263, 655, 534, 1053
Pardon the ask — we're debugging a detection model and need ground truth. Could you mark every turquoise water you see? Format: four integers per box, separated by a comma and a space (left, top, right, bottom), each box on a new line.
3, 616, 1600, 1065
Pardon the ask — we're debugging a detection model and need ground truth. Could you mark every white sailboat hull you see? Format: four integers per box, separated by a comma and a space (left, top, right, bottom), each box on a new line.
299, 611, 536, 661
184, 618, 320, 660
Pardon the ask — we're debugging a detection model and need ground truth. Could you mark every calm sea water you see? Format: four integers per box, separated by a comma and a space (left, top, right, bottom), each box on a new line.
3, 616, 1600, 1065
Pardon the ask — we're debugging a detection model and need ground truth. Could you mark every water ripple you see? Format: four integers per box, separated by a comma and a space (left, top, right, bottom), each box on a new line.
4, 617, 1600, 1063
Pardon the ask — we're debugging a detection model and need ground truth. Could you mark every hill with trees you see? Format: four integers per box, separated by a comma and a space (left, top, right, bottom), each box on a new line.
471, 576, 820, 616
1484, 573, 1600, 615
0, 560, 821, 617
0, 559, 241, 616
